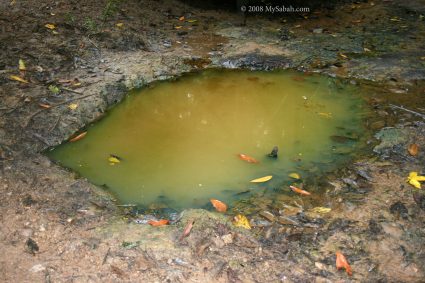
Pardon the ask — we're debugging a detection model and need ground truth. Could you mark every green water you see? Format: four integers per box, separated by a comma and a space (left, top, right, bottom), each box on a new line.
48, 70, 365, 209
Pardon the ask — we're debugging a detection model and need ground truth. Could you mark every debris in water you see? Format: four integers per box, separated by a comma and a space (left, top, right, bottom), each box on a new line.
290, 185, 311, 196
267, 146, 278, 158
210, 199, 227, 212
237, 153, 259, 164
250, 175, 272, 183
233, 214, 251, 229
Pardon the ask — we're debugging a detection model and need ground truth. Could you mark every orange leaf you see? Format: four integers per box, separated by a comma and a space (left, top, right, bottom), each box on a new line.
237, 153, 259, 164
210, 199, 227, 212
336, 251, 352, 276
408, 143, 419, 156
69, 131, 87, 142
179, 219, 194, 241
290, 185, 311, 196
148, 219, 169, 226
38, 103, 51, 109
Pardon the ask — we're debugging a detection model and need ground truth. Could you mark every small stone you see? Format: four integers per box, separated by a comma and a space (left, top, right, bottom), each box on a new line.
312, 28, 323, 34
29, 264, 45, 273
20, 228, 34, 238
221, 233, 233, 245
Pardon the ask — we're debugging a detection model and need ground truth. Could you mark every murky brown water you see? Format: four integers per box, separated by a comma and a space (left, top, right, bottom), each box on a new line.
48, 70, 365, 208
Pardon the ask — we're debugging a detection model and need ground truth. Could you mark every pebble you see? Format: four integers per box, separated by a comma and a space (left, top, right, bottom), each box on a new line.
259, 211, 275, 222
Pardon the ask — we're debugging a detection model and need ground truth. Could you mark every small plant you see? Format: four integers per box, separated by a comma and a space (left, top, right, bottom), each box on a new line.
64, 12, 75, 26
102, 0, 121, 22
83, 17, 98, 34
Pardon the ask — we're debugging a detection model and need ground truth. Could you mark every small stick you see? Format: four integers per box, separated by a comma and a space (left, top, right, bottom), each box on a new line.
102, 247, 111, 265
61, 87, 83, 95
389, 104, 425, 120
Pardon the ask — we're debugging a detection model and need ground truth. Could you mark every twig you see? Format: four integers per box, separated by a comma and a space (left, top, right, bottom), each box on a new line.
49, 116, 61, 132
25, 93, 96, 127
61, 87, 83, 95
389, 104, 425, 120
102, 247, 111, 265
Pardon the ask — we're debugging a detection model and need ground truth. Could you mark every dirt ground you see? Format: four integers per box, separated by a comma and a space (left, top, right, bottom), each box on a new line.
1, 0, 425, 282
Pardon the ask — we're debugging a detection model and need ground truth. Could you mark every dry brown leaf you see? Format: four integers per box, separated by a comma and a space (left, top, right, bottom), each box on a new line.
408, 143, 419, 156
69, 132, 87, 142
336, 251, 352, 276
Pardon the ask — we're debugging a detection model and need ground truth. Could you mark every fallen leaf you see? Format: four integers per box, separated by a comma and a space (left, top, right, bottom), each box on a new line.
210, 199, 227, 212
318, 112, 333, 118
45, 23, 56, 30
310, 207, 331, 213
407, 172, 425, 189
408, 144, 419, 156
187, 19, 197, 23
148, 219, 169, 226
336, 251, 352, 276
233, 214, 251, 229
288, 173, 301, 179
69, 132, 87, 142
38, 103, 51, 109
179, 16, 185, 21
116, 22, 124, 27
250, 175, 272, 183
108, 155, 121, 164
68, 103, 78, 110
238, 153, 259, 164
179, 220, 194, 241
9, 75, 28, 83
174, 25, 183, 29
290, 185, 311, 196
19, 59, 26, 71
338, 53, 348, 59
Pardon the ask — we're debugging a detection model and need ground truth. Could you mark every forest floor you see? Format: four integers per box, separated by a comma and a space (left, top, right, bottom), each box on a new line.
1, 0, 425, 282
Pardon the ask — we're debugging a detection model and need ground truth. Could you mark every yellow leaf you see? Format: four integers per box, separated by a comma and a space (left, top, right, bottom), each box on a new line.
116, 23, 124, 27
68, 103, 78, 110
108, 156, 121, 164
233, 215, 251, 229
19, 59, 26, 71
288, 173, 300, 179
187, 19, 197, 23
250, 175, 272, 183
309, 207, 331, 214
9, 75, 28, 83
174, 26, 183, 29
339, 53, 348, 59
45, 23, 56, 29
407, 172, 425, 189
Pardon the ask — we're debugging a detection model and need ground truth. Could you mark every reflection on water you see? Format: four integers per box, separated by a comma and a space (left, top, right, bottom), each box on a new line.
48, 70, 365, 209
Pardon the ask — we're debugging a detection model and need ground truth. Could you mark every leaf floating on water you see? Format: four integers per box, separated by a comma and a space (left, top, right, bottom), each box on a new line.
288, 173, 300, 179
19, 59, 26, 71
108, 154, 121, 165
408, 144, 419, 156
318, 112, 333, 118
233, 214, 251, 229
238, 153, 259, 164
9, 75, 29, 84
148, 219, 169, 226
69, 132, 87, 142
210, 199, 227, 212
68, 103, 78, 110
290, 185, 311, 196
310, 207, 331, 214
45, 23, 56, 30
407, 172, 425, 189
336, 251, 352, 276
250, 175, 272, 183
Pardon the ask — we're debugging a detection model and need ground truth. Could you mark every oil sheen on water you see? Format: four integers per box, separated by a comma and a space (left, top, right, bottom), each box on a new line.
48, 70, 365, 209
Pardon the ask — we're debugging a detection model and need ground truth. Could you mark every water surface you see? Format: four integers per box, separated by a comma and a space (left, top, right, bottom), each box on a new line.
48, 70, 365, 208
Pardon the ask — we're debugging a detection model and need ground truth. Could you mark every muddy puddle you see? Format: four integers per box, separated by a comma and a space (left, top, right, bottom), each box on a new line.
47, 69, 368, 209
